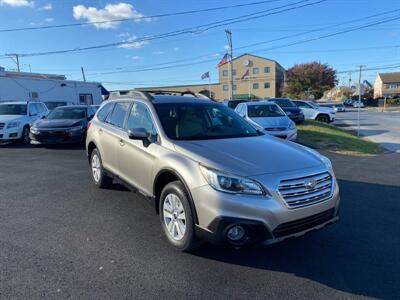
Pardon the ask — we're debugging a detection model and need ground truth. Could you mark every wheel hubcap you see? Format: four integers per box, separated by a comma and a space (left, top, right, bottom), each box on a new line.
91, 154, 101, 183
163, 193, 186, 241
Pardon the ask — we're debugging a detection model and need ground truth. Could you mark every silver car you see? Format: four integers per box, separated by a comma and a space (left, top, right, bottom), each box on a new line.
86, 91, 340, 251
235, 101, 297, 141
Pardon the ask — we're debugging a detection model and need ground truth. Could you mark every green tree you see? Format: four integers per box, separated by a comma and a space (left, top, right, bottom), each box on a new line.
283, 62, 338, 99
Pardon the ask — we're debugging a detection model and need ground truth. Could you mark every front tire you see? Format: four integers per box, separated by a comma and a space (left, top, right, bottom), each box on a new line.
316, 114, 329, 123
90, 148, 113, 188
160, 181, 198, 251
21, 125, 30, 144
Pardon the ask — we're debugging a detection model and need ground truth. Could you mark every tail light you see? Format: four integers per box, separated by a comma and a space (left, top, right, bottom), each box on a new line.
87, 122, 91, 129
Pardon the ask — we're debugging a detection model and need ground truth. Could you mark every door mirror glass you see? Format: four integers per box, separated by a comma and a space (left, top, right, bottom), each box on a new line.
128, 128, 148, 140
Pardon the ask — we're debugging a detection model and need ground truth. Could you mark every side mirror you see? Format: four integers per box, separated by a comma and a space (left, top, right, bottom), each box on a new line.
41, 115, 46, 119
128, 128, 149, 140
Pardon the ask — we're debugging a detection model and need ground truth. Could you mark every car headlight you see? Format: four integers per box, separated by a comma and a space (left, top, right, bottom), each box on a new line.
199, 165, 267, 196
6, 121, 20, 129
30, 127, 38, 133
67, 125, 84, 132
320, 155, 333, 171
288, 121, 296, 130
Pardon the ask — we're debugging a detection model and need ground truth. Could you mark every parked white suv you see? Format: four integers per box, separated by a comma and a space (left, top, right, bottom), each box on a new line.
292, 100, 335, 123
235, 101, 297, 141
0, 101, 48, 144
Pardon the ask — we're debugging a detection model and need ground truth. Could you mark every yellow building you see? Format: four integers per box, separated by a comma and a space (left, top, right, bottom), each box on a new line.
373, 72, 400, 98
135, 53, 285, 101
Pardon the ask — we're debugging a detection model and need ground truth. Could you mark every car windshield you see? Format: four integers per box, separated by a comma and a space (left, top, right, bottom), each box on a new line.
155, 102, 259, 140
0, 104, 27, 115
273, 99, 296, 107
47, 107, 86, 119
247, 104, 285, 117
44, 102, 67, 110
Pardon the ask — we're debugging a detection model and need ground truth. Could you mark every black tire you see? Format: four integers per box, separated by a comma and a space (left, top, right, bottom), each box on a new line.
159, 181, 198, 251
90, 148, 113, 188
316, 114, 329, 123
21, 125, 30, 144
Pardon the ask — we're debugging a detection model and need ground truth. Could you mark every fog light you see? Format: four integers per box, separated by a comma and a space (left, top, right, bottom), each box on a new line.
226, 225, 245, 241
9, 133, 18, 138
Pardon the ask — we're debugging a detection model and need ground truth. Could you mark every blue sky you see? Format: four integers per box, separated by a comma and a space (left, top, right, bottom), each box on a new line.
0, 0, 399, 90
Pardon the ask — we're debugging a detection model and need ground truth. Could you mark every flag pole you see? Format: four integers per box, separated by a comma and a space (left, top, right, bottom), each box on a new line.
248, 68, 251, 100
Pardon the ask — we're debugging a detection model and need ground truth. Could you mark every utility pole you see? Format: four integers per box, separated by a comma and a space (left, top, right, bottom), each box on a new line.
81, 67, 86, 82
356, 65, 365, 137
6, 53, 20, 72
348, 72, 352, 100
225, 29, 233, 100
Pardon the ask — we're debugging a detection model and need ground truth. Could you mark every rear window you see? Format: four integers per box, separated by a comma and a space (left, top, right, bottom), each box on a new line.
247, 104, 285, 118
106, 102, 130, 128
97, 102, 115, 122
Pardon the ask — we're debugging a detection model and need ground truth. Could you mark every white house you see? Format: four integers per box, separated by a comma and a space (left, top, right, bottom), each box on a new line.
0, 67, 106, 105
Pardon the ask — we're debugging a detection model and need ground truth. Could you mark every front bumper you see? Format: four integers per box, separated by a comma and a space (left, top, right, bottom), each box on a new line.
0, 127, 22, 141
30, 129, 85, 145
191, 167, 340, 246
288, 113, 305, 123
266, 128, 297, 141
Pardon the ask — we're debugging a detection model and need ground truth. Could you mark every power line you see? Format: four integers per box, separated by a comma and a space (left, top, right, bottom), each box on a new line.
0, 0, 325, 58
0, 0, 285, 33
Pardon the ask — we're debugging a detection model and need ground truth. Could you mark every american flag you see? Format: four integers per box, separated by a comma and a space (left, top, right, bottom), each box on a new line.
241, 69, 250, 80
216, 53, 229, 68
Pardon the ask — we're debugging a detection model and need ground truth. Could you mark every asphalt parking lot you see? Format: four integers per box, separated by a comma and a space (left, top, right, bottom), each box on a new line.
0, 145, 399, 299
335, 108, 400, 153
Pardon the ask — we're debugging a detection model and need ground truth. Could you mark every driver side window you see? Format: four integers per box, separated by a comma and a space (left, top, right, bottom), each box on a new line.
127, 102, 157, 142
29, 104, 37, 116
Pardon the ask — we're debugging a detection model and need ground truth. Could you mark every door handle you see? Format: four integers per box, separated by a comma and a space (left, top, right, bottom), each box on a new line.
98, 129, 103, 135
119, 139, 125, 147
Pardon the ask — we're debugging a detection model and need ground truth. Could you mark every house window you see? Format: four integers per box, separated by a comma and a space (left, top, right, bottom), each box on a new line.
264, 82, 270, 89
387, 83, 400, 89
253, 83, 259, 89
252, 67, 259, 74
233, 84, 237, 91
222, 70, 228, 77
79, 94, 93, 105
232, 69, 237, 76
264, 67, 271, 73
223, 84, 229, 91
30, 91, 39, 99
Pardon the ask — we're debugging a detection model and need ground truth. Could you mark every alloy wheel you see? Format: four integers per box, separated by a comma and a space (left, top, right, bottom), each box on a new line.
91, 154, 101, 183
163, 193, 187, 241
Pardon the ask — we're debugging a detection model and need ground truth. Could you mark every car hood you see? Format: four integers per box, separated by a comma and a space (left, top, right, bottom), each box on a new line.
173, 135, 324, 176
280, 107, 302, 114
33, 119, 85, 128
0, 115, 27, 123
249, 116, 290, 128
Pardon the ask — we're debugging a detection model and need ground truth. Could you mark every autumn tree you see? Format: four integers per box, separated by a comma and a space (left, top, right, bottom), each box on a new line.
283, 62, 337, 99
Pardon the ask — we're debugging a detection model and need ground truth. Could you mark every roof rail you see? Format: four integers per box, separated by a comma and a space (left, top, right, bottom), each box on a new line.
108, 90, 154, 101
137, 89, 214, 101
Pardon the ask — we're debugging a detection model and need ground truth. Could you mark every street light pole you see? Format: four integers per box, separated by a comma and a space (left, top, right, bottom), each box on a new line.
6, 53, 21, 72
225, 29, 233, 100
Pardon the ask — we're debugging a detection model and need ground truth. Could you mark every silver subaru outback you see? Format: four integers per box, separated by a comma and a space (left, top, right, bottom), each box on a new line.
86, 91, 340, 251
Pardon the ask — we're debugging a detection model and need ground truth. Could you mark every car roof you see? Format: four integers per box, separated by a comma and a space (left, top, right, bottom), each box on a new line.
244, 100, 276, 106
0, 101, 30, 105
107, 95, 214, 105
55, 105, 89, 109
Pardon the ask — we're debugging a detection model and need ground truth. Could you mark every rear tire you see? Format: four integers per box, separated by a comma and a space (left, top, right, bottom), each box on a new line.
90, 148, 113, 188
316, 114, 329, 123
159, 181, 198, 251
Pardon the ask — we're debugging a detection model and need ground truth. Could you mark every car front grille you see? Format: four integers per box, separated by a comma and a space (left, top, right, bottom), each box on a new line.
272, 208, 335, 238
0, 123, 5, 130
278, 172, 333, 208
265, 127, 286, 131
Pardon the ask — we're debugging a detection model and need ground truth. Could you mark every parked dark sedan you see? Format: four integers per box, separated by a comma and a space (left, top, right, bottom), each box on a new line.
30, 105, 98, 145
268, 98, 305, 123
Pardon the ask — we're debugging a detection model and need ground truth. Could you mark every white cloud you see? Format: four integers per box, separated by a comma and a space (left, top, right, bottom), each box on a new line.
73, 3, 148, 29
131, 56, 141, 60
173, 47, 180, 52
39, 3, 52, 10
44, 17, 54, 23
118, 34, 148, 49
0, 0, 34, 7
152, 51, 164, 55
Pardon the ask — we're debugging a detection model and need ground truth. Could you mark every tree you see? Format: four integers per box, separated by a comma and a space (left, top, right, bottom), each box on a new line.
283, 62, 338, 99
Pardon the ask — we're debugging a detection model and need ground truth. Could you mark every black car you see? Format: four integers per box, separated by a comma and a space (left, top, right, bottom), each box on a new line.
30, 105, 98, 145
268, 98, 305, 123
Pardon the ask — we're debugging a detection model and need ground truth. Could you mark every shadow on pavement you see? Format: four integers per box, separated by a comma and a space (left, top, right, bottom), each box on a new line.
191, 179, 400, 299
